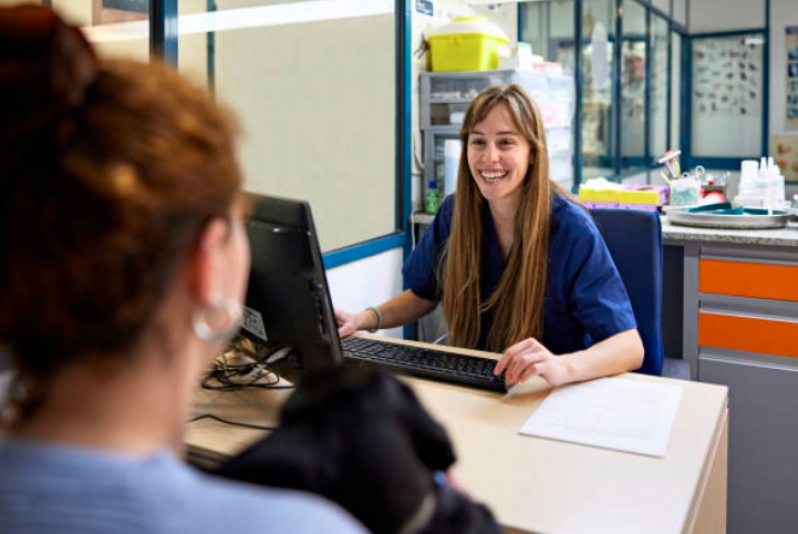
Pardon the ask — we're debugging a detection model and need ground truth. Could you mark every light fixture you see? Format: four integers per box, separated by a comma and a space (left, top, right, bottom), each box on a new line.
82, 0, 393, 43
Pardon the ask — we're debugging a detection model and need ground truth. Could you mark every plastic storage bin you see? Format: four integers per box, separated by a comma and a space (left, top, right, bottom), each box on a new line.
429, 17, 508, 72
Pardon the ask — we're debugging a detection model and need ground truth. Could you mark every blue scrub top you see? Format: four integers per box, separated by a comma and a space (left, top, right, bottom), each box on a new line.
403, 194, 637, 354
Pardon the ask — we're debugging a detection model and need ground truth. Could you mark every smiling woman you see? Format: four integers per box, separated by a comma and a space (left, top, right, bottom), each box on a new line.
336, 84, 644, 389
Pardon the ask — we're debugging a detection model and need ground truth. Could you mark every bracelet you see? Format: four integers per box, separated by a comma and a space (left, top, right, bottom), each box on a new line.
365, 306, 383, 333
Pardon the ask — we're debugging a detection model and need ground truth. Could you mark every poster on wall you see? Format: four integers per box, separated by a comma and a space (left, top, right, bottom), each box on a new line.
787, 27, 798, 129
772, 135, 798, 182
692, 36, 762, 118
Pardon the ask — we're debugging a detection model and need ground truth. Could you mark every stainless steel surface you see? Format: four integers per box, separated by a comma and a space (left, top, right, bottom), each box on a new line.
667, 207, 792, 229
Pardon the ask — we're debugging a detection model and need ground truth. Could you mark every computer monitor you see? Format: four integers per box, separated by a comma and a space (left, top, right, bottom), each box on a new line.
239, 192, 343, 372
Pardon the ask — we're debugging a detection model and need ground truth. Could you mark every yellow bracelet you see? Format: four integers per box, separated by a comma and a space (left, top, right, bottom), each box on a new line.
365, 306, 383, 333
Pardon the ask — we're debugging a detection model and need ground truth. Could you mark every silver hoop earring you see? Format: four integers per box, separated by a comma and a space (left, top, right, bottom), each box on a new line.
191, 296, 242, 343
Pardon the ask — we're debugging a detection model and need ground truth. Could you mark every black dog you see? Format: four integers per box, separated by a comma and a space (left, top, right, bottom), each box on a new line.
215, 368, 502, 534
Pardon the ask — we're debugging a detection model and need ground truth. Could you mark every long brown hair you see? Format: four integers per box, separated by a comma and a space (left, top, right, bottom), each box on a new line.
442, 84, 568, 352
0, 6, 242, 423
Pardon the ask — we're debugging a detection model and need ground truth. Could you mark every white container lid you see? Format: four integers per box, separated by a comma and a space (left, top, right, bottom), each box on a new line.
430, 17, 509, 43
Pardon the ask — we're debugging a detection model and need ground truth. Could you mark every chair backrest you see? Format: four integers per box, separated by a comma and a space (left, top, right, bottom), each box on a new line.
590, 209, 664, 376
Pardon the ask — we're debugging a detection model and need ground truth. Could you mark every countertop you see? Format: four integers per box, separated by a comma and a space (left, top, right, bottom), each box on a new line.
412, 211, 798, 248
661, 217, 798, 247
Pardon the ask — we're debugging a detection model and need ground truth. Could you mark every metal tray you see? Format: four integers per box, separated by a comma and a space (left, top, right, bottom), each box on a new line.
667, 207, 792, 229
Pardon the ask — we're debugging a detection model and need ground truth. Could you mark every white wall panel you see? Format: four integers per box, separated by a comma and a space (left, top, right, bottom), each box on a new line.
673, 0, 687, 27
690, 0, 764, 34
327, 248, 405, 339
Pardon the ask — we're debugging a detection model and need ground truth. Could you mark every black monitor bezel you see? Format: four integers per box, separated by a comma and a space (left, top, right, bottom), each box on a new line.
239, 192, 343, 372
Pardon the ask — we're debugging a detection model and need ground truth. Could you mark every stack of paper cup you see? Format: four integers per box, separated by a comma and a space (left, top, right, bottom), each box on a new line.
443, 139, 461, 197
735, 159, 762, 207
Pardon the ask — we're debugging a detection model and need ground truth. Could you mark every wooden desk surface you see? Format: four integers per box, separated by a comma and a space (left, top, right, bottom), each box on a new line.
186, 336, 728, 534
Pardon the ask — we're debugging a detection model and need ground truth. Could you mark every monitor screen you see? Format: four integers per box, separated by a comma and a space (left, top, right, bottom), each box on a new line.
239, 192, 343, 372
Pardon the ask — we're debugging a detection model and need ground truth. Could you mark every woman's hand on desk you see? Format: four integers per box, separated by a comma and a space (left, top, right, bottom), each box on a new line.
495, 330, 644, 387
494, 338, 571, 387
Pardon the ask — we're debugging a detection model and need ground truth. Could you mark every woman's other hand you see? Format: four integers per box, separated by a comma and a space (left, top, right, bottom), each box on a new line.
494, 338, 571, 387
334, 308, 360, 339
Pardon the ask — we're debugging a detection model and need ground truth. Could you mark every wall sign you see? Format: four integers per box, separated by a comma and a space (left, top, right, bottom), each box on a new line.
416, 0, 433, 17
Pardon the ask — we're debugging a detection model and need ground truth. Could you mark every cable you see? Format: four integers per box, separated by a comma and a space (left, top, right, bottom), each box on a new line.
188, 413, 276, 432
201, 376, 296, 391
202, 334, 297, 392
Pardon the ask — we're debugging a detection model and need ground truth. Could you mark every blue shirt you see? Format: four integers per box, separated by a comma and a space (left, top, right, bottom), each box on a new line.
0, 438, 367, 534
403, 194, 637, 353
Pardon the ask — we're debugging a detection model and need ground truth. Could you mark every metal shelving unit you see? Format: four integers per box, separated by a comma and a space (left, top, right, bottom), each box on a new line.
419, 69, 575, 203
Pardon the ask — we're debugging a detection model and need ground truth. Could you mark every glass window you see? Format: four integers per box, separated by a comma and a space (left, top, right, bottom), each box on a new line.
519, 0, 577, 191
650, 15, 668, 163
581, 0, 615, 179
620, 0, 646, 171
176, 0, 397, 252
53, 0, 150, 61
670, 31, 682, 154
690, 33, 764, 158
520, 0, 575, 65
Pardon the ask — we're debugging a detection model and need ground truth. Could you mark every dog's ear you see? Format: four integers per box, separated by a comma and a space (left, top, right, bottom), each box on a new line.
389, 377, 457, 471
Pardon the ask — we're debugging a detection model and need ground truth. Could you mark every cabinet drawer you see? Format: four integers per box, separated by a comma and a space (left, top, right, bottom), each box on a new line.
700, 353, 798, 534
699, 312, 798, 358
699, 259, 798, 302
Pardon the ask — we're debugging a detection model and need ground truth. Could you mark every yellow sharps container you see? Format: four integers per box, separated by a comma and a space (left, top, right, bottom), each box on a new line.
428, 17, 509, 72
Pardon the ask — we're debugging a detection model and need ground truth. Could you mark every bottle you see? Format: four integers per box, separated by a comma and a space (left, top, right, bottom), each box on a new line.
755, 158, 770, 208
768, 157, 785, 209
425, 180, 440, 214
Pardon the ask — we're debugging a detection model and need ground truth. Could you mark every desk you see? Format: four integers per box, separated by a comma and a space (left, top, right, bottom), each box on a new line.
186, 337, 729, 534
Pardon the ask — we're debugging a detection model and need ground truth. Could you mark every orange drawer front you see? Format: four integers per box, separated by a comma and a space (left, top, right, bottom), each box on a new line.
699, 259, 798, 302
699, 313, 798, 358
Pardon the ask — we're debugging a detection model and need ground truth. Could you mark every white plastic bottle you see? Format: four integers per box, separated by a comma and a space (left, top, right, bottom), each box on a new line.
754, 157, 770, 208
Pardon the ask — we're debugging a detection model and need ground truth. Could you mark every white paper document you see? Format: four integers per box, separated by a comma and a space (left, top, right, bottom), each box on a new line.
519, 378, 684, 457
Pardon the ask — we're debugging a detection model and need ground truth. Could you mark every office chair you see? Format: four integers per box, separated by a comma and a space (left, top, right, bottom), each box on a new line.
590, 208, 691, 379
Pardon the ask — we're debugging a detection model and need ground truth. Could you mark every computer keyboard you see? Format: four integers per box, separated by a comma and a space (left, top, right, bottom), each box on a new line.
342, 337, 506, 392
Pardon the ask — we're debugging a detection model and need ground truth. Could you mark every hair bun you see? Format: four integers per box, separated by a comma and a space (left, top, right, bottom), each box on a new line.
0, 5, 97, 150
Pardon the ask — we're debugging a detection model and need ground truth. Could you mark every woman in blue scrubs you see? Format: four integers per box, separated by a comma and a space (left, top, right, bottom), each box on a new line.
336, 85, 643, 387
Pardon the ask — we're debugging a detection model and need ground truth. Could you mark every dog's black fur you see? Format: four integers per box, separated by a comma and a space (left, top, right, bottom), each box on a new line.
214, 368, 502, 534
